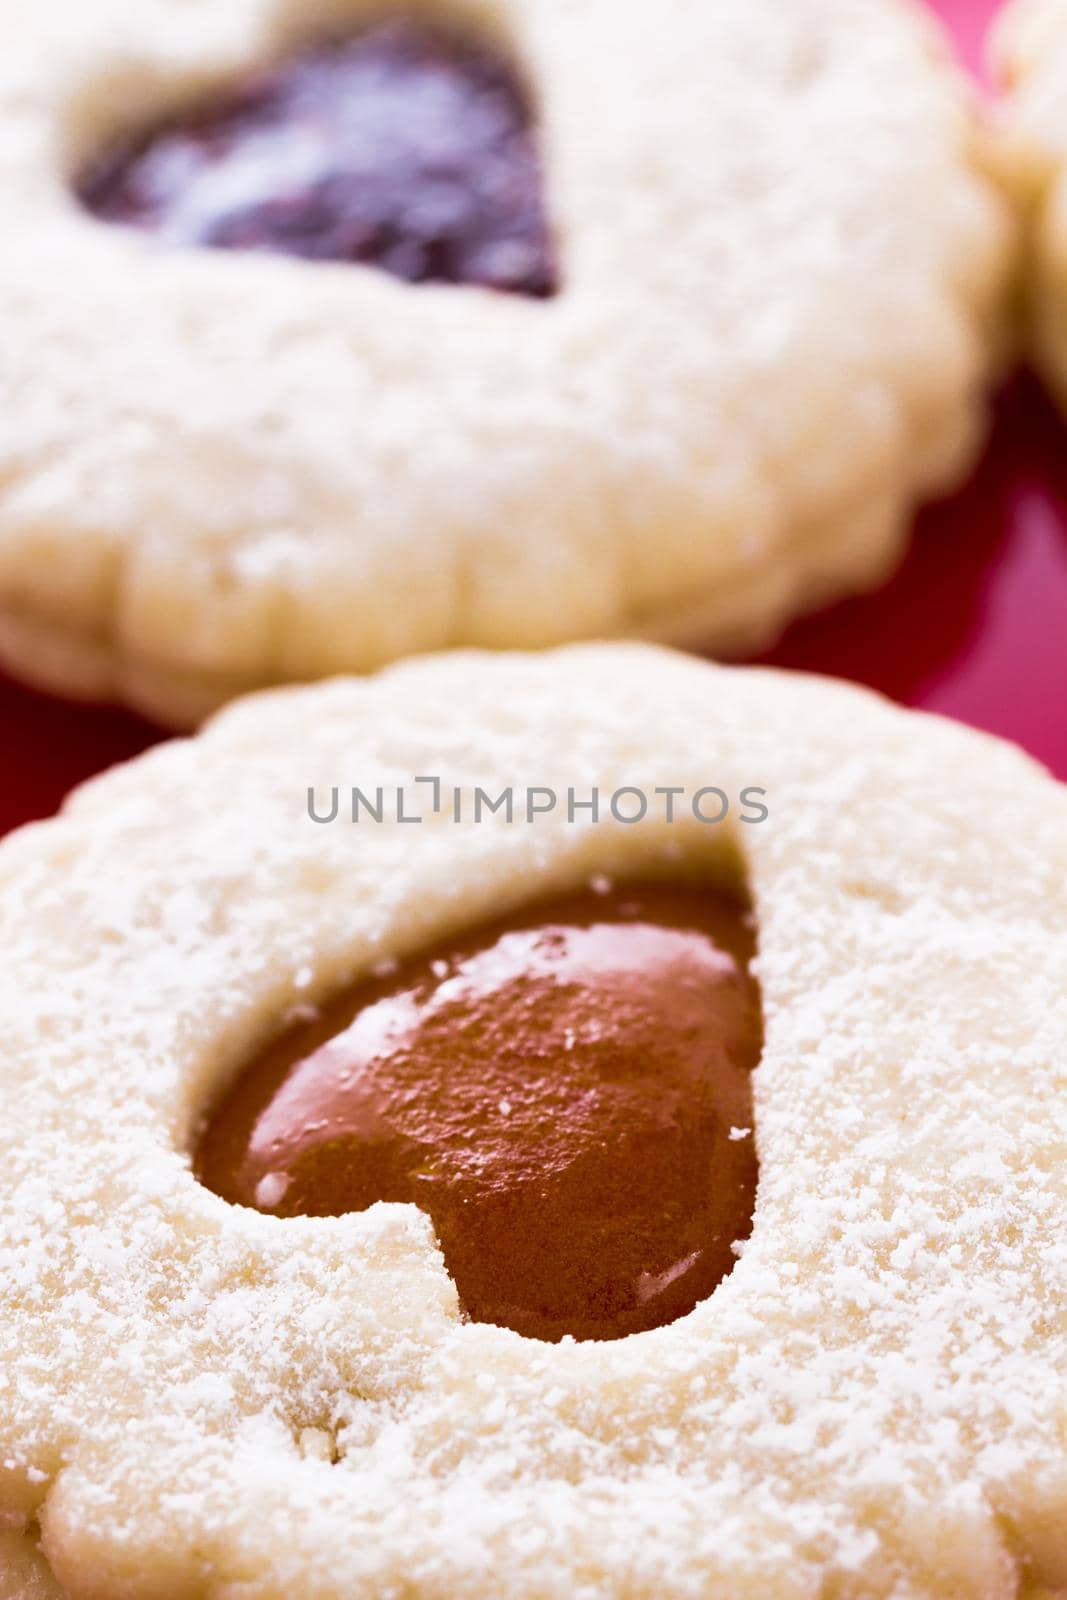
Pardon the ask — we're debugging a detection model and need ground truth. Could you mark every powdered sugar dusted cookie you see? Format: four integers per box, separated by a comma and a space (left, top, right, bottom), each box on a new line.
0, 0, 1012, 727
995, 0, 1067, 407
0, 645, 1065, 1598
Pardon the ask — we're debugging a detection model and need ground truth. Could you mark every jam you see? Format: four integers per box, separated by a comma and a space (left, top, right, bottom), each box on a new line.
75, 21, 557, 296
195, 881, 761, 1342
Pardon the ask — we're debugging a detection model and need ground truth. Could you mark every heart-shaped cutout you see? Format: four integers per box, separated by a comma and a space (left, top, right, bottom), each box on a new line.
195, 878, 762, 1342
74, 19, 557, 297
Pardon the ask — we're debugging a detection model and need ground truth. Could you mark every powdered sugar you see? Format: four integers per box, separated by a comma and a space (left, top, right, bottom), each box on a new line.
0, 645, 1064, 1598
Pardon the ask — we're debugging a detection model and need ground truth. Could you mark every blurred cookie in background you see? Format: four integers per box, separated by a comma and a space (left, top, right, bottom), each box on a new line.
0, 0, 1013, 726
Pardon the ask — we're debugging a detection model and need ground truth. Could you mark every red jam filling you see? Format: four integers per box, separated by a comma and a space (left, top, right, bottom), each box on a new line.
195, 881, 761, 1342
75, 21, 557, 297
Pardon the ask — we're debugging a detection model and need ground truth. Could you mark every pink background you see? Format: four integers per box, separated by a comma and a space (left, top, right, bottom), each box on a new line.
937, 0, 1003, 74
2, 0, 1063, 839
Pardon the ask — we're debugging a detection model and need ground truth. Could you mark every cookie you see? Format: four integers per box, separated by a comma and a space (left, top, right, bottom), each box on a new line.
0, 0, 1013, 727
1, 644, 1064, 1598
994, 0, 1067, 407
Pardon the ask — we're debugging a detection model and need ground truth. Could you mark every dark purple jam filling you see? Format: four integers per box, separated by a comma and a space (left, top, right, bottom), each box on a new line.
75, 21, 557, 297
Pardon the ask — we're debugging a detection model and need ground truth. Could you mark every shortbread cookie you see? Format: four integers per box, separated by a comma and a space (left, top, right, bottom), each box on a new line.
995, 0, 1067, 406
1, 645, 1065, 1599
0, 0, 1013, 727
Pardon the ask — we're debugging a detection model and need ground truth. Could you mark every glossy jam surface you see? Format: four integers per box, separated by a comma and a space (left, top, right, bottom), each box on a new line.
76, 21, 556, 296
195, 882, 762, 1342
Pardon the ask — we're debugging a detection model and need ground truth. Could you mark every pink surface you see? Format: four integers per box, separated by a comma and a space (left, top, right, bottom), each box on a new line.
1, 0, 1063, 841
759, 376, 1067, 775
935, 0, 1003, 76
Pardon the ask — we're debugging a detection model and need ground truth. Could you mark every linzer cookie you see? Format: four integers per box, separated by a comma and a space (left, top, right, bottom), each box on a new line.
0, 0, 1012, 726
0, 645, 1064, 1598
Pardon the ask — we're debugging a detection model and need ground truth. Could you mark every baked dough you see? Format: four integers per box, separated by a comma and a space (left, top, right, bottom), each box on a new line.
994, 0, 1067, 407
0, 644, 1064, 1599
0, 0, 1013, 727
